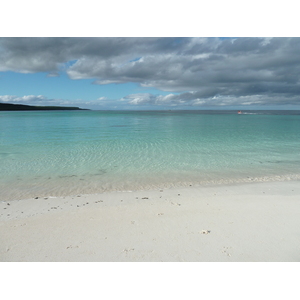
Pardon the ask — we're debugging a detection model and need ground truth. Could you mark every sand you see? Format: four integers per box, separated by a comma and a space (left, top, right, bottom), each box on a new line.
1, 180, 300, 262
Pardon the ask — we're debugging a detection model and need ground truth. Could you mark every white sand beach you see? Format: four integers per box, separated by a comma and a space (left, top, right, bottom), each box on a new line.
1, 180, 299, 262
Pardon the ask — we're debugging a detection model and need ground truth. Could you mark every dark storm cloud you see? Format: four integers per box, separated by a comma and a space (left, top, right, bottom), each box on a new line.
1, 37, 300, 106
0, 37, 190, 73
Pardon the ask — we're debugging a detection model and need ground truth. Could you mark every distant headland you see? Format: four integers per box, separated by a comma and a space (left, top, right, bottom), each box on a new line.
0, 102, 89, 111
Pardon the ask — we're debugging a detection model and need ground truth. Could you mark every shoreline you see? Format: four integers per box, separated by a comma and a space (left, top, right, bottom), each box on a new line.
2, 172, 300, 202
1, 180, 300, 261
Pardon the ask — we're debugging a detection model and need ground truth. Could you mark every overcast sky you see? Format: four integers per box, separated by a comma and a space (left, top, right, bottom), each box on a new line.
1, 37, 300, 110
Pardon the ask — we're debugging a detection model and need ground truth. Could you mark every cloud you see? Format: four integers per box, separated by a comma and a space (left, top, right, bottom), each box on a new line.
122, 93, 186, 106
0, 94, 79, 107
0, 94, 114, 109
0, 95, 49, 103
1, 37, 300, 107
123, 92, 300, 107
47, 72, 59, 77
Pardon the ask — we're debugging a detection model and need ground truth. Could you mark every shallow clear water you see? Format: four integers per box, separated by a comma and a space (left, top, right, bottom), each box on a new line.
1, 110, 300, 200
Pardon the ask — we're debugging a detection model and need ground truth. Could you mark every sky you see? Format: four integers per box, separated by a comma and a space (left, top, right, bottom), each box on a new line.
1, 0, 300, 111
1, 37, 300, 110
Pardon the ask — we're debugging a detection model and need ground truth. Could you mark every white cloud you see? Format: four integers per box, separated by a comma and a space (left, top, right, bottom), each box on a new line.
122, 92, 300, 107
0, 95, 47, 103
0, 94, 82, 107
47, 72, 59, 77
1, 37, 300, 107
0, 95, 15, 102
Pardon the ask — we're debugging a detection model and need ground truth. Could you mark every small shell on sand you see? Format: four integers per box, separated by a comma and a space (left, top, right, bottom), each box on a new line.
201, 230, 210, 234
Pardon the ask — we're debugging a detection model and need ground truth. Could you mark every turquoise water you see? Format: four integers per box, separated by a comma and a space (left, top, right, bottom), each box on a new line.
1, 110, 300, 200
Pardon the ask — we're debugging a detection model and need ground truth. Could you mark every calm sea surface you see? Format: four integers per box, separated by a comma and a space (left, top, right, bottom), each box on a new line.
1, 110, 300, 200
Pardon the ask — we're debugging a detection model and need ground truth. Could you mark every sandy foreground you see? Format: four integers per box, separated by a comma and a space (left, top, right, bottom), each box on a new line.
0, 180, 299, 262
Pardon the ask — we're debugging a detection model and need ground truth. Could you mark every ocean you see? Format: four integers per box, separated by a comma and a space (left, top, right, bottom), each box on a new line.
1, 110, 300, 200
